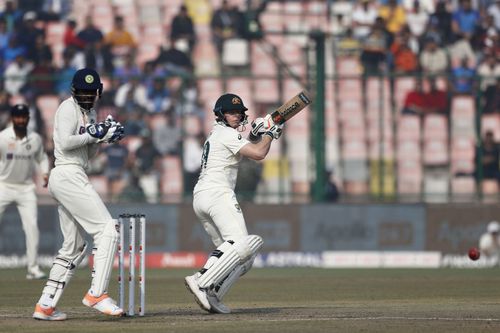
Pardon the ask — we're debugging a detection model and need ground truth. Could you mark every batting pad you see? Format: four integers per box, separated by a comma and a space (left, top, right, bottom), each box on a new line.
233, 235, 263, 261
197, 241, 240, 289
41, 242, 88, 308
90, 220, 119, 296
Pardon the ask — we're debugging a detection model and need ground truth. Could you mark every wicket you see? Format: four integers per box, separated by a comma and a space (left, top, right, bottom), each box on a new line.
118, 214, 146, 316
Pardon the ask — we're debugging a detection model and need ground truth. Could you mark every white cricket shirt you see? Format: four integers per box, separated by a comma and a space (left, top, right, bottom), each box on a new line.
0, 126, 49, 185
53, 97, 99, 170
194, 122, 249, 193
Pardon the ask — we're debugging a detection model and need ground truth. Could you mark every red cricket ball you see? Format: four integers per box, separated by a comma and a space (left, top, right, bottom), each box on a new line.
468, 247, 480, 261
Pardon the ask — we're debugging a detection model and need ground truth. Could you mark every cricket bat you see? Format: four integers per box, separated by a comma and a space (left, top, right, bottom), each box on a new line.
270, 90, 312, 125
249, 90, 312, 141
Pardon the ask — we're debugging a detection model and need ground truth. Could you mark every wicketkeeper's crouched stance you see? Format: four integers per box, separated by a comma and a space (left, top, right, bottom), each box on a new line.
185, 93, 283, 313
33, 68, 125, 321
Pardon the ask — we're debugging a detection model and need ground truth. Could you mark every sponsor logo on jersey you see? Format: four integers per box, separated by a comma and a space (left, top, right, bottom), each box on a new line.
6, 153, 13, 160
238, 134, 242, 140
26, 144, 31, 151
79, 126, 86, 134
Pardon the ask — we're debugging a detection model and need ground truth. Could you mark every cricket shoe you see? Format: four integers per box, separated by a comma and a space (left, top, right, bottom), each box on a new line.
207, 294, 231, 314
184, 274, 211, 312
33, 304, 67, 321
26, 266, 46, 280
82, 293, 123, 316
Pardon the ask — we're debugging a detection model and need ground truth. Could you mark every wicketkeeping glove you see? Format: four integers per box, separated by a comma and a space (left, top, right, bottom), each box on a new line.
264, 123, 284, 140
86, 121, 111, 142
106, 123, 125, 143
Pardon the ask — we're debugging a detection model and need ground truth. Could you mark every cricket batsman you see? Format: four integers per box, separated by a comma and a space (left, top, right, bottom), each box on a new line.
184, 93, 283, 313
0, 104, 49, 280
33, 68, 125, 320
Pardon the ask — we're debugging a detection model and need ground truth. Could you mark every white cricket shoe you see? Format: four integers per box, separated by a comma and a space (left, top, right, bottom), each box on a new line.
26, 266, 46, 280
82, 293, 123, 316
184, 275, 211, 312
207, 294, 231, 314
33, 304, 67, 321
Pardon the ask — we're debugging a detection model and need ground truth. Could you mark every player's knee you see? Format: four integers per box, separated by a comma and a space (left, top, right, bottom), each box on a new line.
233, 235, 263, 261
103, 219, 119, 241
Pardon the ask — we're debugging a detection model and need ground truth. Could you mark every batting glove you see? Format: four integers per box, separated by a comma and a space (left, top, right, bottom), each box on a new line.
264, 123, 284, 140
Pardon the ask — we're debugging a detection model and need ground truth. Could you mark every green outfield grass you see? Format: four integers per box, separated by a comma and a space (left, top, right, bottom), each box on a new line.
1, 267, 500, 333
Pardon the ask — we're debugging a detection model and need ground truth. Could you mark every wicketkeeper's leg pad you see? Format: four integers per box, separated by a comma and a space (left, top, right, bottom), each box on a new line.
89, 219, 119, 296
41, 241, 88, 308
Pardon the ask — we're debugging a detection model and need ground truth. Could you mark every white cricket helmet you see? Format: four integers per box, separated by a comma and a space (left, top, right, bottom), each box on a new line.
487, 221, 500, 233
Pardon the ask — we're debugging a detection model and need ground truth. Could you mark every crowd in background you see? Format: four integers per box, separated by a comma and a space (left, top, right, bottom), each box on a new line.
0, 0, 498, 202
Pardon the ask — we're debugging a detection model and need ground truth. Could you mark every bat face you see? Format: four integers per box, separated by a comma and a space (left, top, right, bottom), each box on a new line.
271, 90, 312, 125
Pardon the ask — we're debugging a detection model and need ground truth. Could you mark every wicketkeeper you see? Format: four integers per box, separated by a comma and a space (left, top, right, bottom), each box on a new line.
33, 68, 125, 320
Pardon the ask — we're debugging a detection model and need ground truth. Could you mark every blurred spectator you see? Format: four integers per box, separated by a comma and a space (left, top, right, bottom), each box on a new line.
113, 52, 141, 84
152, 112, 181, 156
40, 0, 72, 22
429, 1, 453, 45
83, 40, 114, 74
103, 142, 129, 202
25, 96, 47, 144
77, 16, 104, 45
425, 77, 448, 114
406, 0, 429, 38
489, 0, 500, 30
4, 54, 33, 95
0, 0, 23, 33
210, 0, 241, 54
175, 78, 204, 119
104, 16, 136, 63
17, 11, 44, 63
330, 13, 350, 36
235, 157, 263, 202
118, 173, 146, 203
63, 45, 85, 70
114, 76, 148, 114
134, 129, 162, 203
325, 170, 340, 202
475, 130, 500, 182
389, 31, 418, 73
31, 34, 52, 66
0, 18, 11, 52
360, 17, 390, 75
449, 35, 476, 66
146, 76, 172, 114
169, 5, 196, 55
483, 78, 500, 113
30, 55, 55, 96
123, 110, 147, 136
402, 78, 427, 115
155, 43, 193, 76
479, 221, 500, 260
402, 0, 435, 13
451, 57, 475, 94
419, 36, 449, 74
477, 54, 500, 91
3, 36, 27, 68
471, 14, 497, 53
351, 0, 378, 41
183, 133, 204, 195
0, 91, 11, 130
336, 28, 362, 57
55, 48, 76, 98
63, 19, 85, 50
378, 0, 406, 36
451, 0, 480, 40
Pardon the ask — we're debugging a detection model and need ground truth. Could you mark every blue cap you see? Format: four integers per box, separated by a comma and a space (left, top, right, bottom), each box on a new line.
71, 68, 102, 91
10, 104, 29, 116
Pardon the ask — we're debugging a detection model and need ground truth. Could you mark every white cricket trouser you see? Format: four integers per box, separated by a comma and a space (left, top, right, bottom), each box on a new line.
0, 181, 39, 270
48, 165, 113, 265
193, 188, 249, 247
